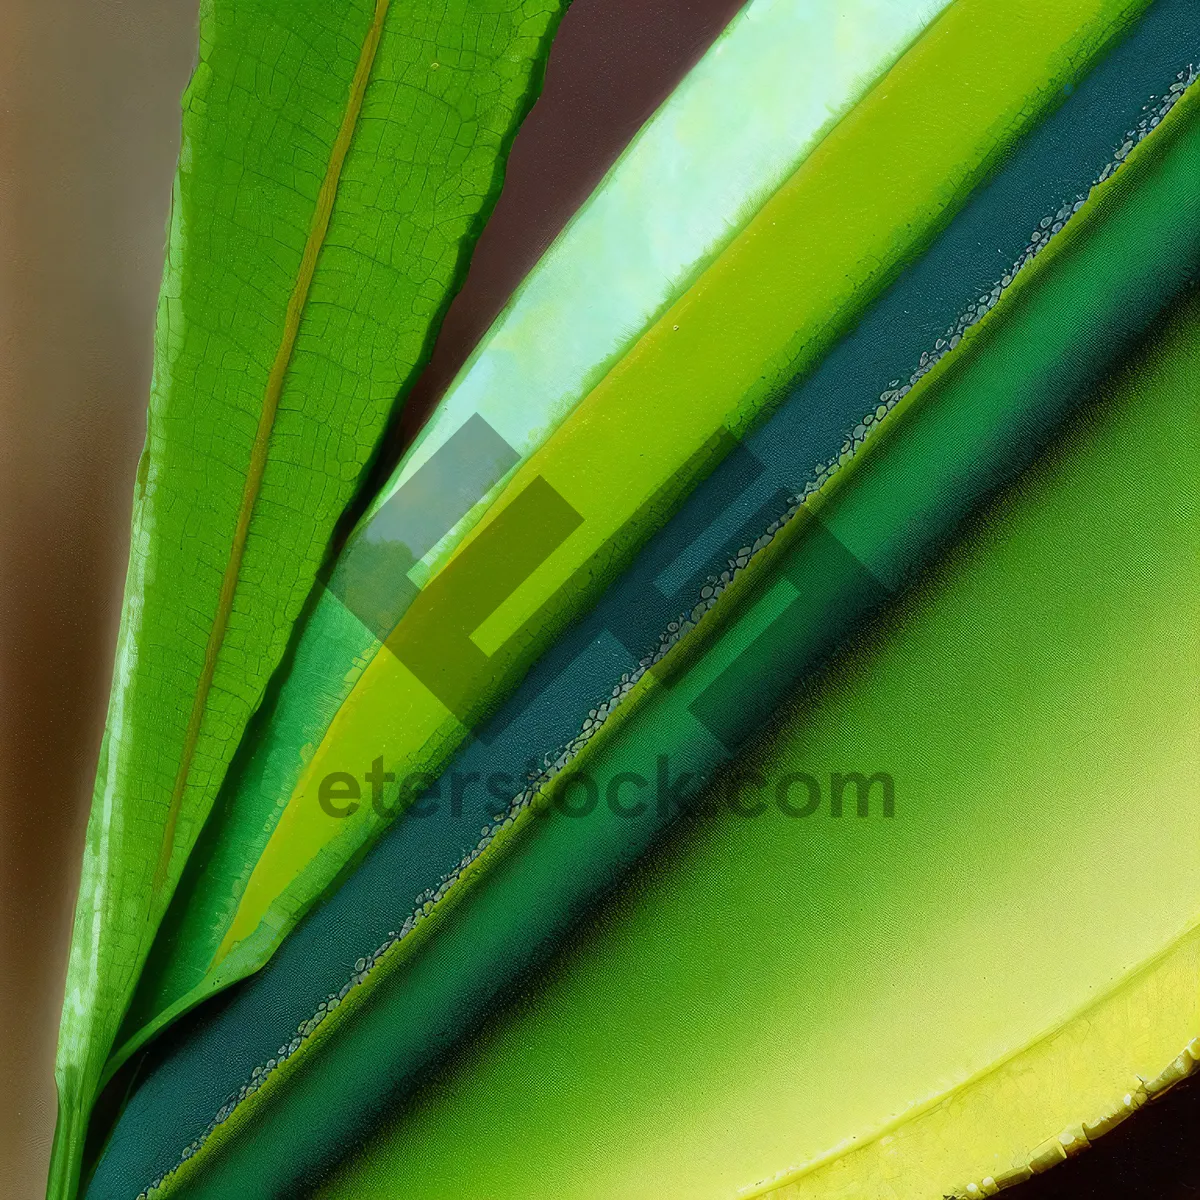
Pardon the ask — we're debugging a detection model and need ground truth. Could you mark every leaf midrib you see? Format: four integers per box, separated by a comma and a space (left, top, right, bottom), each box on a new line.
153, 0, 393, 892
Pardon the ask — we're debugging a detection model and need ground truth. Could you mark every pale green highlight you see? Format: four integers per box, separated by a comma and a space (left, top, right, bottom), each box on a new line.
372, 0, 954, 589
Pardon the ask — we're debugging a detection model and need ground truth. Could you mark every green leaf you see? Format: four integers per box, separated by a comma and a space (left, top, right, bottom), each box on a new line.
116, 0, 958, 1062
159, 86, 1200, 1196
105, 13, 1200, 1197
160, 0, 1150, 1031
50, 0, 569, 1195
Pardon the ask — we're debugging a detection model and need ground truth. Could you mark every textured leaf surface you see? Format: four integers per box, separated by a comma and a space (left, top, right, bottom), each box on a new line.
51, 0, 568, 1195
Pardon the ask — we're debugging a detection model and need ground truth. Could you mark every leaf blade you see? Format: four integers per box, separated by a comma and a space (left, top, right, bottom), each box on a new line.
117, 0, 960, 1057
51, 0, 570, 1194
158, 86, 1200, 1197
152, 0, 391, 895
210, 0, 1153, 998
84, 6, 1200, 1195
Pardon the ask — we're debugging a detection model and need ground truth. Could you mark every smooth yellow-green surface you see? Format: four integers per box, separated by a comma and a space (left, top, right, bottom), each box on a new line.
317, 301, 1200, 1199
217, 0, 1149, 974
760, 925, 1200, 1197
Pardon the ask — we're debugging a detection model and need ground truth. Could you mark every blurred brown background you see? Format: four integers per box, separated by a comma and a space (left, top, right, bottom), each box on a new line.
0, 2, 199, 1193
